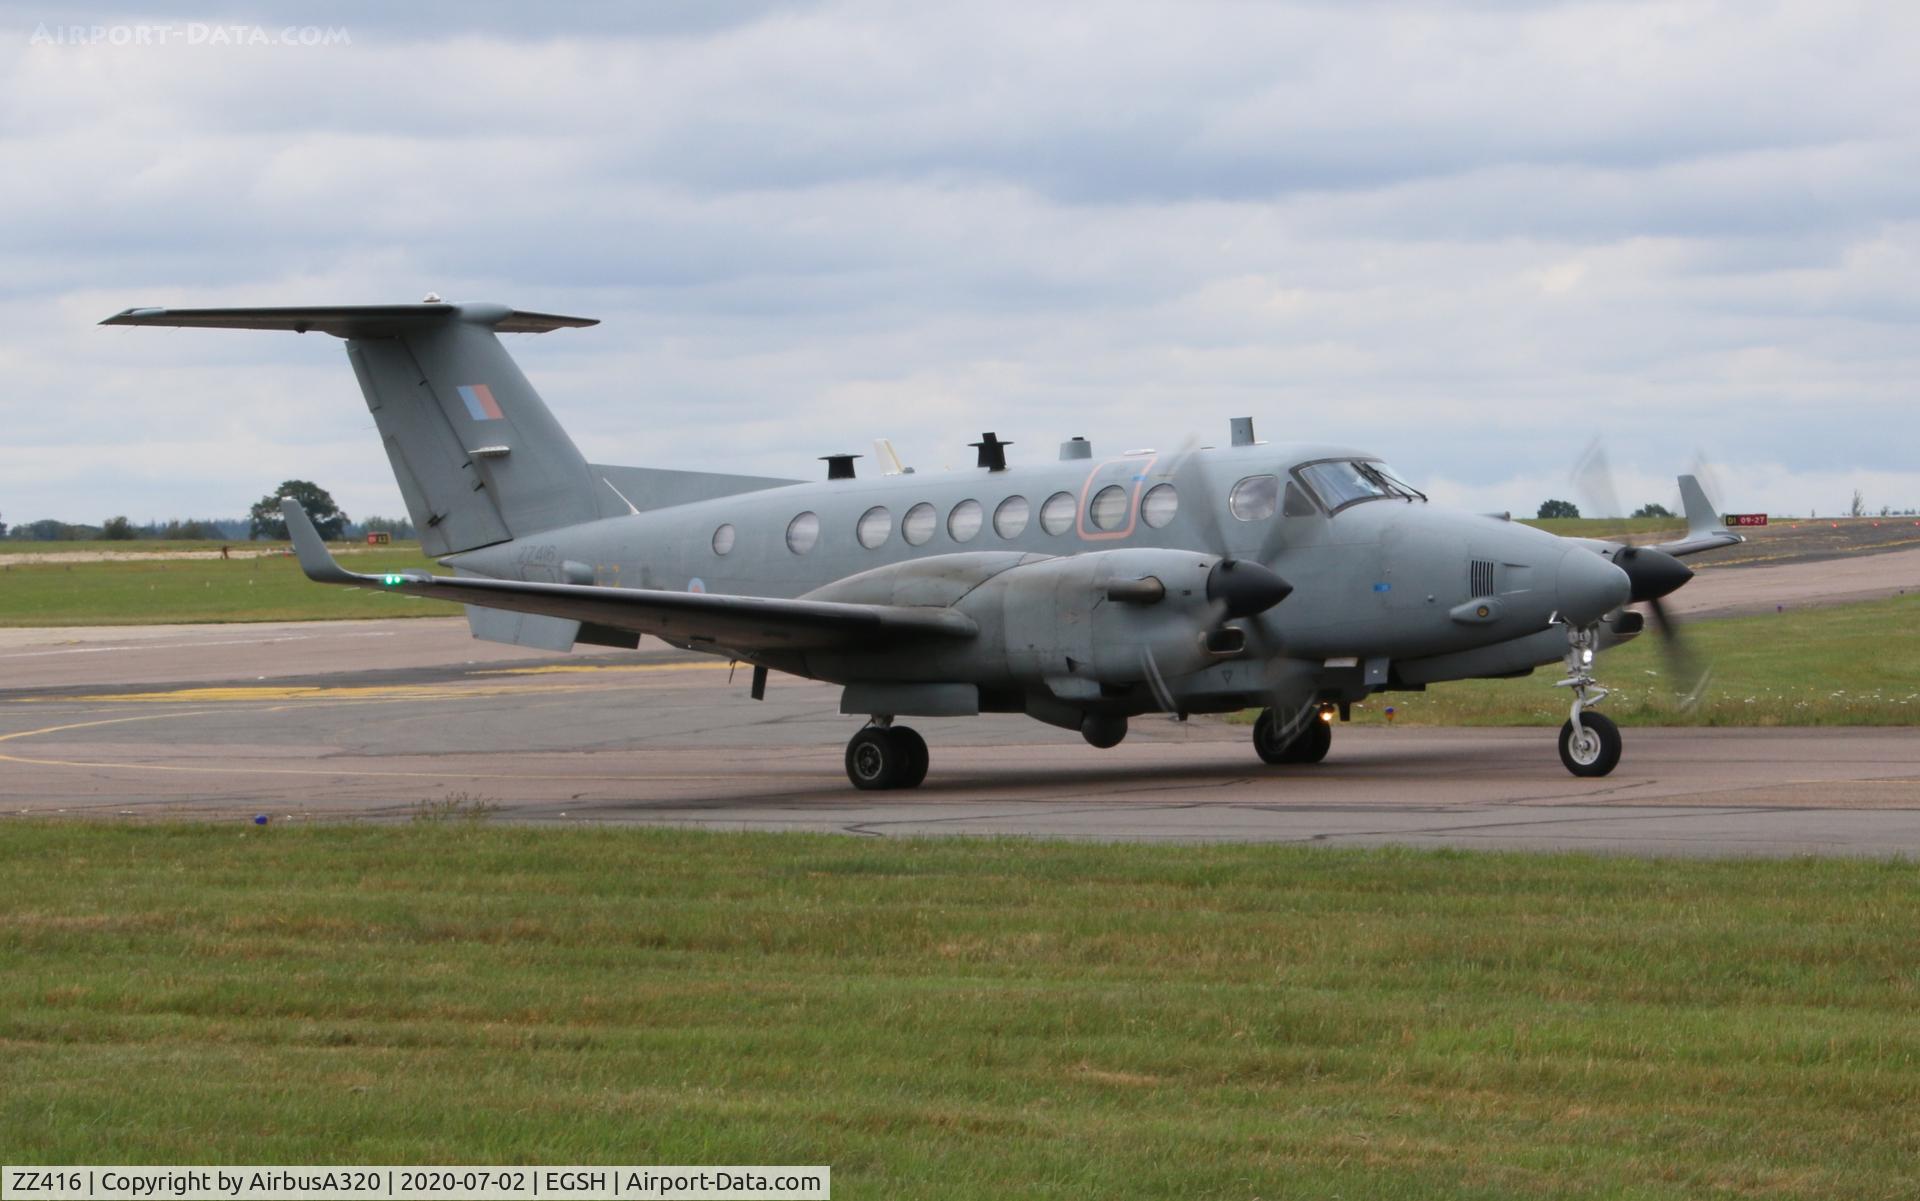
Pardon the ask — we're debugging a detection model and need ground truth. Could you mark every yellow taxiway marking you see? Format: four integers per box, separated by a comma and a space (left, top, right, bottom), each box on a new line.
0, 709, 226, 744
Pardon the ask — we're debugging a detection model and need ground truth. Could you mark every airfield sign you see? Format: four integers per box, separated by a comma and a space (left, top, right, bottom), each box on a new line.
1724, 513, 1769, 527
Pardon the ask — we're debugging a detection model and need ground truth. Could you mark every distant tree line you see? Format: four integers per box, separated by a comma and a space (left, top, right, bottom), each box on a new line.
0, 487, 414, 543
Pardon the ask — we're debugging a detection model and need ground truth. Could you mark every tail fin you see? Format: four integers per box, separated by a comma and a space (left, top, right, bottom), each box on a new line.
103, 301, 610, 556
1650, 473, 1743, 557
1676, 474, 1720, 540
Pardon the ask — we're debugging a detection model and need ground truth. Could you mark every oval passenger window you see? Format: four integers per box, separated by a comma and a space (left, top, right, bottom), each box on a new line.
948, 499, 983, 543
1140, 483, 1178, 529
1039, 491, 1076, 535
994, 495, 1029, 539
1089, 485, 1129, 531
856, 506, 892, 549
902, 502, 937, 546
786, 511, 820, 554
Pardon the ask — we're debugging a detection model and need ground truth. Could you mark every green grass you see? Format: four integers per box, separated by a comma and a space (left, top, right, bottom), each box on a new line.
1236, 594, 1920, 729
1520, 517, 1685, 540
0, 544, 457, 625
3, 824, 1917, 1197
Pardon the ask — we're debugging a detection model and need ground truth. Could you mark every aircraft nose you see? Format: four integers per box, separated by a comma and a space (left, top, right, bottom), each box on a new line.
1613, 545, 1693, 602
1207, 558, 1294, 619
1555, 547, 1631, 625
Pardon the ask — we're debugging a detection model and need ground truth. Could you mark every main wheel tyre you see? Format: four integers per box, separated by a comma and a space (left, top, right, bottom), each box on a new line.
846, 727, 903, 790
1288, 714, 1332, 764
888, 726, 930, 789
1558, 712, 1622, 777
1252, 708, 1292, 764
1253, 708, 1333, 765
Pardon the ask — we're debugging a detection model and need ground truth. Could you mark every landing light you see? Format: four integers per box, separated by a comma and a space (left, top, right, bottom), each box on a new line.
1582, 648, 1594, 664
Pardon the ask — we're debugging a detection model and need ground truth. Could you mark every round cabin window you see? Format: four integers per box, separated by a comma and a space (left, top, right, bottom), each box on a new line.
993, 495, 1030, 539
856, 506, 892, 549
1039, 491, 1076, 535
1089, 484, 1129, 531
948, 499, 983, 543
786, 511, 820, 554
1140, 483, 1178, 529
902, 502, 937, 546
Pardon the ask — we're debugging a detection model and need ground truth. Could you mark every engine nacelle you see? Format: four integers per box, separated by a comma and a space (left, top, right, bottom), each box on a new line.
959, 547, 1238, 691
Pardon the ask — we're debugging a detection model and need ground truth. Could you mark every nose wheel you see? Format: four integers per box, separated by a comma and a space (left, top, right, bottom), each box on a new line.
1559, 711, 1621, 777
1554, 623, 1621, 777
845, 723, 930, 791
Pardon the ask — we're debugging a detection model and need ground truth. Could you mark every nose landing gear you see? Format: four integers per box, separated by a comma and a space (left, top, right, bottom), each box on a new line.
845, 720, 930, 791
1554, 623, 1622, 777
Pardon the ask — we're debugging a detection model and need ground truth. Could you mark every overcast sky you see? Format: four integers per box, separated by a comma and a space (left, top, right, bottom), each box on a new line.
3, 0, 1915, 526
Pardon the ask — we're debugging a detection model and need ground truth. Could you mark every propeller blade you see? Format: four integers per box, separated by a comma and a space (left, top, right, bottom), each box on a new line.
1139, 645, 1181, 718
1573, 437, 1623, 520
1645, 596, 1711, 710
1153, 435, 1229, 558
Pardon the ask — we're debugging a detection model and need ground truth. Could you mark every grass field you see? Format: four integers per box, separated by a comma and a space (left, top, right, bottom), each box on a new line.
3, 824, 1917, 1197
1519, 517, 1684, 539
0, 544, 457, 626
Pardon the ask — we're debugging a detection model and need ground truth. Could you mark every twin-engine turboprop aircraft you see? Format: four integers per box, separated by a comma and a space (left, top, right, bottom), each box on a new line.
104, 301, 1740, 789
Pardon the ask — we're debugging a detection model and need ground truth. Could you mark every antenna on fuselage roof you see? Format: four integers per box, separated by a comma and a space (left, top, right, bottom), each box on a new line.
1230, 417, 1260, 447
971, 432, 1012, 472
873, 438, 913, 475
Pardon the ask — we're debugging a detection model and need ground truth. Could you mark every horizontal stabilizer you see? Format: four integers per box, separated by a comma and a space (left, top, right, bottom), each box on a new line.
281, 499, 975, 654
101, 302, 596, 338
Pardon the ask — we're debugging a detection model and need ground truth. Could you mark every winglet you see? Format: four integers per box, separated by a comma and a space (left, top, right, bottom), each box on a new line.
1677, 475, 1721, 539
280, 498, 363, 584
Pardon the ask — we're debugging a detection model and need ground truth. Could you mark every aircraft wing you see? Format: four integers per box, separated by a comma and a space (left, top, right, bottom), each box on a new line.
1568, 475, 1745, 560
281, 501, 975, 653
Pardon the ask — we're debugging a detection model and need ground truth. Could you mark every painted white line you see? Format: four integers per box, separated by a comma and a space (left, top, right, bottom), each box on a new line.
0, 631, 398, 659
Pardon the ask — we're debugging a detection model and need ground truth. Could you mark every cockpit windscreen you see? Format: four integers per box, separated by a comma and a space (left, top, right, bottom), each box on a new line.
1295, 459, 1426, 511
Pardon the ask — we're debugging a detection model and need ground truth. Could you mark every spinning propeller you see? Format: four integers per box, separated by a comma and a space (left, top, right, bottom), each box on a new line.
1572, 439, 1714, 708
1132, 438, 1295, 715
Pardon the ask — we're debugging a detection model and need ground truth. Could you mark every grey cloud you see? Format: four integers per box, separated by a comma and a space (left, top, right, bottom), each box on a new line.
0, 1, 1915, 523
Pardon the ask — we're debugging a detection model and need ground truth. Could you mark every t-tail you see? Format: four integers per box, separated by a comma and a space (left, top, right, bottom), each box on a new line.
101, 301, 614, 556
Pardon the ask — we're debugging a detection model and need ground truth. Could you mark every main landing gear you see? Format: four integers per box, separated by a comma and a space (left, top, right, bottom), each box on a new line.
845, 721, 930, 791
1555, 622, 1622, 777
1253, 705, 1331, 765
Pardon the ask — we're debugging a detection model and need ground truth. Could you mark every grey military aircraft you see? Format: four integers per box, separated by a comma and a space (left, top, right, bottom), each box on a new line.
104, 301, 1740, 789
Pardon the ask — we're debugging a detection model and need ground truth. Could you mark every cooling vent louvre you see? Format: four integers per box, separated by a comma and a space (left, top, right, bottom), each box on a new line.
1470, 559, 1497, 597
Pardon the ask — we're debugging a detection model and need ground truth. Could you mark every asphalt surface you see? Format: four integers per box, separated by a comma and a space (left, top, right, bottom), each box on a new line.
3, 614, 1916, 854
